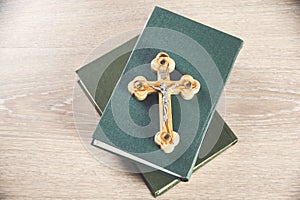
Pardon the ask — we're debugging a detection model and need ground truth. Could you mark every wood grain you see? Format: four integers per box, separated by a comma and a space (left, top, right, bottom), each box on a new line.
0, 0, 299, 199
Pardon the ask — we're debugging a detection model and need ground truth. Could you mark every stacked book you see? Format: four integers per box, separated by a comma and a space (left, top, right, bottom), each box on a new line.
76, 7, 243, 197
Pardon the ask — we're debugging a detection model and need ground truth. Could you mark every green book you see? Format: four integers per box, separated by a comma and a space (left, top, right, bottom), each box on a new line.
92, 7, 242, 181
76, 35, 238, 197
90, 6, 242, 180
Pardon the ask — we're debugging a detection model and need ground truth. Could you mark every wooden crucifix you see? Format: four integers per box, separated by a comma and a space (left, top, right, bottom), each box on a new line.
128, 52, 200, 153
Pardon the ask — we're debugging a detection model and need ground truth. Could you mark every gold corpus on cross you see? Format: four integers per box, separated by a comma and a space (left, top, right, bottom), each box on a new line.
128, 52, 200, 153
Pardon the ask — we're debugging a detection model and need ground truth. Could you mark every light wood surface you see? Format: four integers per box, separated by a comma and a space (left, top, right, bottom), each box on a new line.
1, 0, 299, 199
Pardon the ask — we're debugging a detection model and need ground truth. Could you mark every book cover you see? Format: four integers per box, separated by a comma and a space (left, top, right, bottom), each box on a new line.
76, 34, 237, 196
91, 6, 243, 180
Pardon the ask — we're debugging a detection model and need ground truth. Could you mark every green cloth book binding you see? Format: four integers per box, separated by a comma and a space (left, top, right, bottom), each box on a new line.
76, 35, 238, 197
91, 6, 243, 180
90, 6, 243, 180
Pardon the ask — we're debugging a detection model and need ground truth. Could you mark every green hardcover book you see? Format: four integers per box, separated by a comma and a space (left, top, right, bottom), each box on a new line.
76, 35, 238, 197
90, 6, 242, 180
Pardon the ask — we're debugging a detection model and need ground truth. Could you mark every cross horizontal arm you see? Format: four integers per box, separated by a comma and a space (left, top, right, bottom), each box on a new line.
168, 75, 200, 100
128, 76, 158, 101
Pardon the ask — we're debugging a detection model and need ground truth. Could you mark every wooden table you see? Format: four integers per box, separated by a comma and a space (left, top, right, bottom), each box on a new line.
1, 1, 299, 199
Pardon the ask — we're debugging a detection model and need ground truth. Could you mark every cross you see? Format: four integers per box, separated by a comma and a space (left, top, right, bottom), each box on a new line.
128, 52, 200, 153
